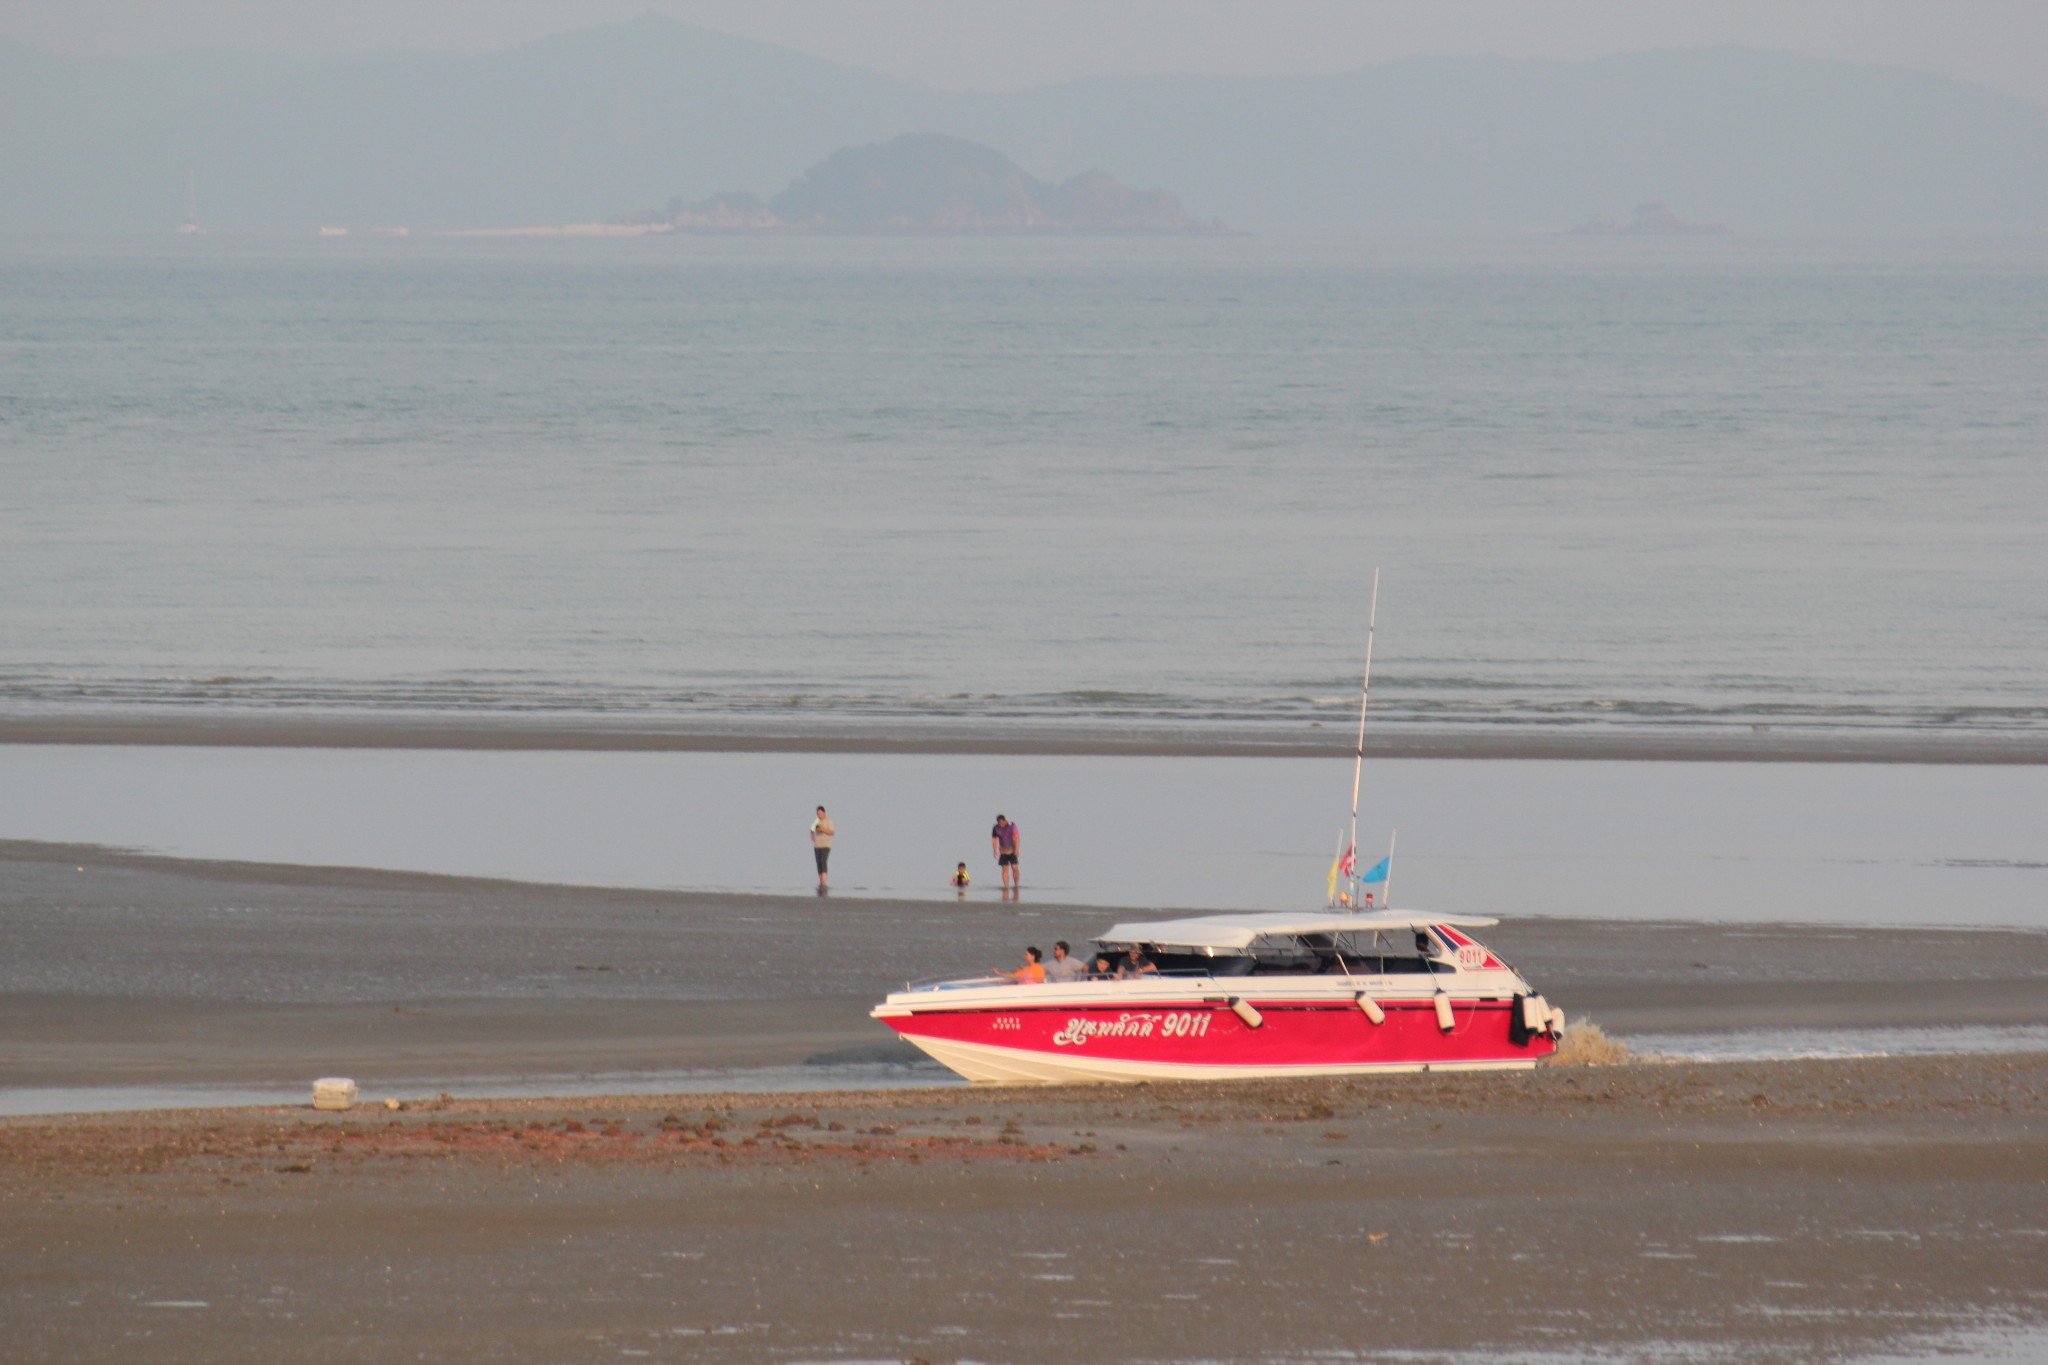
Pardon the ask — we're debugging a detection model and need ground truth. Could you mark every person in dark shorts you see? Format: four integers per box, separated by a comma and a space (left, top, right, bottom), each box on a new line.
990, 813, 1020, 892
809, 806, 835, 891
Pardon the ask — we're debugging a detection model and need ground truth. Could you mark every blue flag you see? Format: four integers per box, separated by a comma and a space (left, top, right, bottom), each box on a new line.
1360, 856, 1390, 884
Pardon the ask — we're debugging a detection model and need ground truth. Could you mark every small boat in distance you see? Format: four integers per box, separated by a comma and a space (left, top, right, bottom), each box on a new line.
178, 174, 205, 236
871, 571, 1565, 1083
872, 911, 1563, 1083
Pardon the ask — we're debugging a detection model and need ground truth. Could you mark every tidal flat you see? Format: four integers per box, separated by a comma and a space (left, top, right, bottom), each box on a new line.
3, 1057, 2044, 1363
5, 839, 2045, 1361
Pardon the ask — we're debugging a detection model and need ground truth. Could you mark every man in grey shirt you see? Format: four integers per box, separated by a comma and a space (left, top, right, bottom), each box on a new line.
1044, 940, 1085, 983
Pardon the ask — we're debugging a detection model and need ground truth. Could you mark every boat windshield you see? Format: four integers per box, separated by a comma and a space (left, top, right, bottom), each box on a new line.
1094, 930, 1449, 977
899, 929, 1466, 991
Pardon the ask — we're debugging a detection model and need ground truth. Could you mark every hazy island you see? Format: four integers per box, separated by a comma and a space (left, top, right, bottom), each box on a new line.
626, 133, 1229, 235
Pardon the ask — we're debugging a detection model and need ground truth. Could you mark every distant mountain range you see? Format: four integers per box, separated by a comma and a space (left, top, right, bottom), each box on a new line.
637, 134, 1224, 234
3, 14, 2045, 233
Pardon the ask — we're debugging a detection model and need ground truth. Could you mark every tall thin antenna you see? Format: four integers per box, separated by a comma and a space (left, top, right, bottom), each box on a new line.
1345, 568, 1380, 911
1379, 829, 1397, 910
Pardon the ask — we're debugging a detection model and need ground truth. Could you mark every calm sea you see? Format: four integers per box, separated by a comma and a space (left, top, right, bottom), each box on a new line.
3, 234, 2044, 741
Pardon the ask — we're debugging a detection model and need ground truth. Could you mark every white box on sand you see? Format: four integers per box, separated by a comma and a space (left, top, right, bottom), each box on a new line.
311, 1077, 359, 1111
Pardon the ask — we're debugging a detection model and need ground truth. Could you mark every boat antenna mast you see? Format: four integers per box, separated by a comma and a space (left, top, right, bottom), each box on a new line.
1345, 568, 1380, 913
1376, 828, 1396, 910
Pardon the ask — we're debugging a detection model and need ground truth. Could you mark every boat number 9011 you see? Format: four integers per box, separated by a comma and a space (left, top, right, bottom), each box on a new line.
1051, 1010, 1213, 1047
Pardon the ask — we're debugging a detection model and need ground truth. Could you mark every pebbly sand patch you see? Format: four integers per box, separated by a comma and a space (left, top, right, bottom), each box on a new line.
3, 1054, 2045, 1363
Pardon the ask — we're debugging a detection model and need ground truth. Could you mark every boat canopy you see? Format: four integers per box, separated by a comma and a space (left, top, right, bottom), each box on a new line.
1096, 910, 1499, 951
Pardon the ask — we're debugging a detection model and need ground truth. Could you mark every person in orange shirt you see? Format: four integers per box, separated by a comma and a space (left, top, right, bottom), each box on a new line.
995, 946, 1045, 984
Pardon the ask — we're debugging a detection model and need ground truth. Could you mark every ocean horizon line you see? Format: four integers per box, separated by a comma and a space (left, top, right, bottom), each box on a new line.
4, 711, 2045, 765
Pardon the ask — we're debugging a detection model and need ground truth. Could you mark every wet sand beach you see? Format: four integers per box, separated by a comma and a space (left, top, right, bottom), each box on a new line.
5, 839, 2046, 1093
5, 839, 2046, 1361
3, 1057, 2045, 1363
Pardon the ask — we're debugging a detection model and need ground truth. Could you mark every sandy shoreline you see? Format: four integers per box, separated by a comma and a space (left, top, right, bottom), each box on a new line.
6, 713, 2047, 763
4, 1056, 2044, 1362
7, 839, 2047, 1359
5, 839, 2044, 1095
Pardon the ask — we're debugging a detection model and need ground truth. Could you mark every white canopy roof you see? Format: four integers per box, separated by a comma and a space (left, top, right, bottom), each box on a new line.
1096, 910, 1498, 951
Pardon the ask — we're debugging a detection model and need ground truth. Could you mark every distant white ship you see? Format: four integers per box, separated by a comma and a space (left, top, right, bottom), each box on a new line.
317, 226, 349, 237
177, 174, 205, 235
370, 226, 410, 237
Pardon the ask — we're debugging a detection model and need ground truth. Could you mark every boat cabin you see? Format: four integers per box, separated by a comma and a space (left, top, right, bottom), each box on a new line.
1092, 911, 1501, 978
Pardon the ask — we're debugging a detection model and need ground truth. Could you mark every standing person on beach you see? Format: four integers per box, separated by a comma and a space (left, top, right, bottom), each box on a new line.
809, 806, 835, 892
990, 813, 1021, 893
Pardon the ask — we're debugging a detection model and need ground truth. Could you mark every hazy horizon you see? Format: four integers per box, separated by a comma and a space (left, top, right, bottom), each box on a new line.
7, 17, 2046, 236
3, 0, 2045, 110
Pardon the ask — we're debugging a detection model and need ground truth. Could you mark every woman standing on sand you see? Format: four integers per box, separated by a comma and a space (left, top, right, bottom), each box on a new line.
809, 806, 835, 892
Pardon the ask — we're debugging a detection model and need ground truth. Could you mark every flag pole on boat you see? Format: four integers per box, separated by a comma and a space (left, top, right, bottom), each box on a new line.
1377, 829, 1397, 910
1326, 829, 1348, 908
1346, 568, 1380, 913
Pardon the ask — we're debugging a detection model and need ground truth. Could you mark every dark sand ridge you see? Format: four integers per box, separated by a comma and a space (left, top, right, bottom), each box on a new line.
7, 713, 2048, 763
2, 1056, 2044, 1363
4, 840, 2043, 1090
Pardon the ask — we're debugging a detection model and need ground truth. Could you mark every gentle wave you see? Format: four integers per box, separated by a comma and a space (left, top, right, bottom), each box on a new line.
5, 672, 2045, 736
6, 237, 2044, 742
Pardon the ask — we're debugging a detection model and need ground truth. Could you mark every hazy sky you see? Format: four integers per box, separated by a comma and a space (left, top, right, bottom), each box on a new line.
7, 0, 2046, 107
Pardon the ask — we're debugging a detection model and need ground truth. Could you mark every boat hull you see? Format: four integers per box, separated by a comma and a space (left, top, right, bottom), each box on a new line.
878, 996, 1554, 1084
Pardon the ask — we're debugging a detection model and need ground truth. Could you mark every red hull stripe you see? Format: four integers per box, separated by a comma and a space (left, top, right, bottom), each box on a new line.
885, 1000, 1554, 1067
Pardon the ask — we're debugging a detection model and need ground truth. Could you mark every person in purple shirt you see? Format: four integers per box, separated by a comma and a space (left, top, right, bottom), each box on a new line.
990, 813, 1021, 893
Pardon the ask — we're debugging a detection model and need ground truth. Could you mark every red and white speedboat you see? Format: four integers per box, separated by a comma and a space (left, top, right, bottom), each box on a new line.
872, 910, 1563, 1084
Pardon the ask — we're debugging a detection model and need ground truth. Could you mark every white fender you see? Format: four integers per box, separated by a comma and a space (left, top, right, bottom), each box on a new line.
1547, 1006, 1566, 1035
1519, 995, 1546, 1033
1228, 997, 1264, 1029
1433, 994, 1455, 1032
311, 1077, 358, 1111
1356, 993, 1386, 1025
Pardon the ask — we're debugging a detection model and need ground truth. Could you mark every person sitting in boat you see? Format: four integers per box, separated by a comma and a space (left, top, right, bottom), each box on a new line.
1113, 946, 1157, 980
994, 946, 1046, 984
1044, 941, 1085, 983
